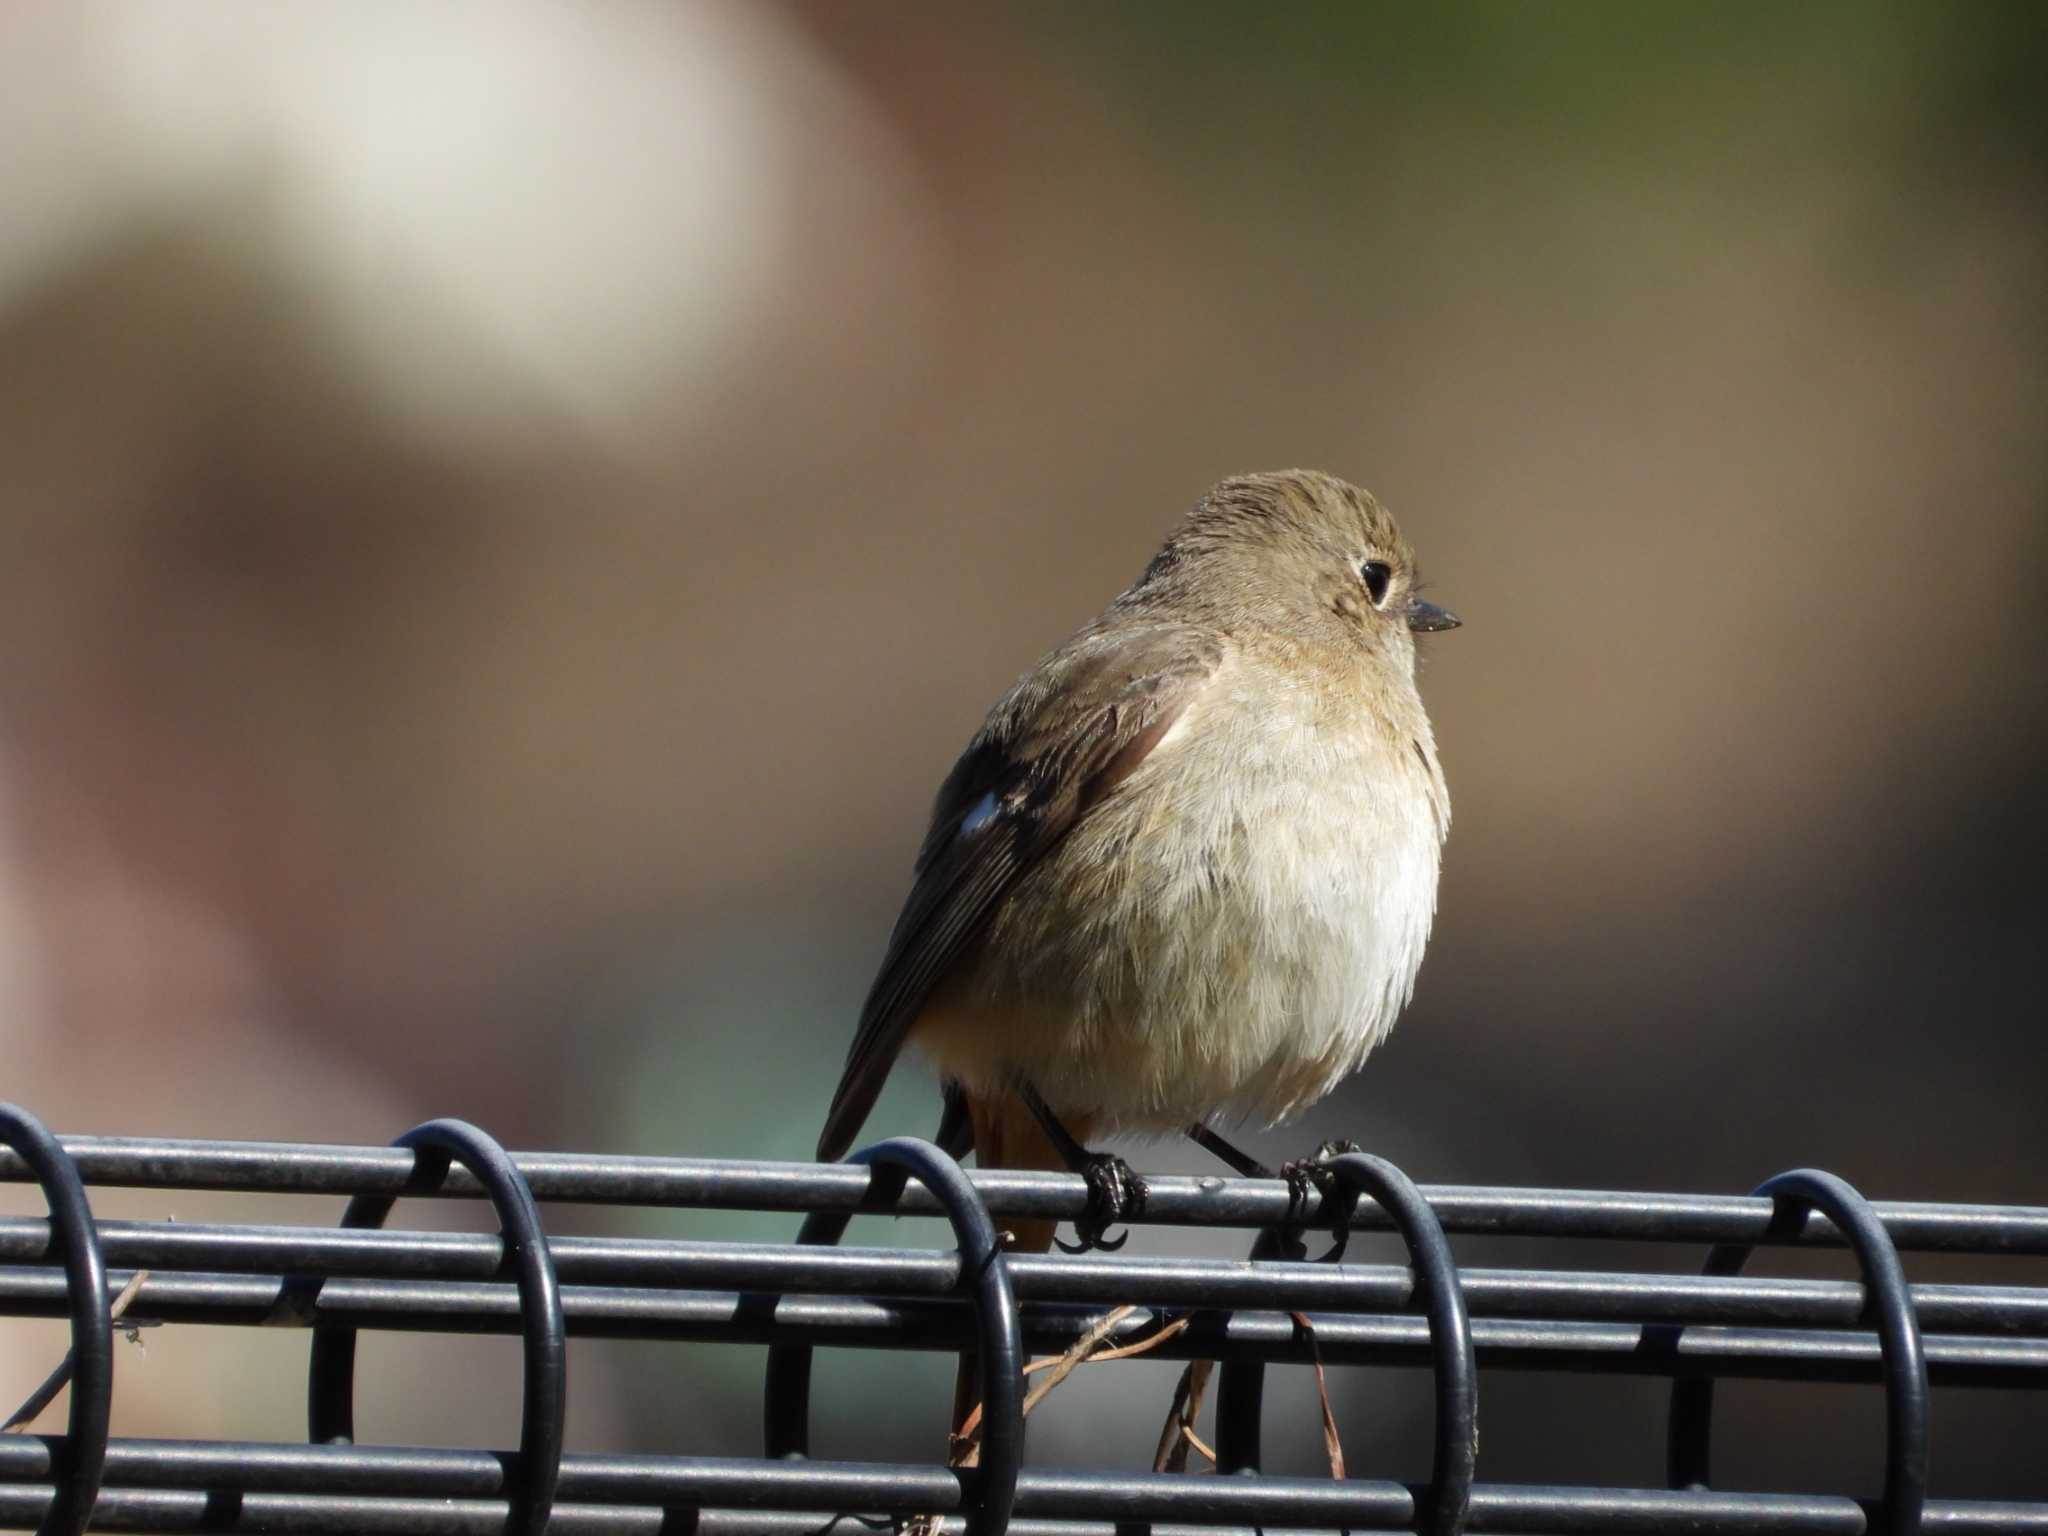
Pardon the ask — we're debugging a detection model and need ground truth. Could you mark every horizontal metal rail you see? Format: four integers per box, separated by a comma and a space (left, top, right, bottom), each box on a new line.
2, 1220, 2045, 1333
6, 1139, 2047, 1252
0, 1111, 2041, 1536
1, 1268, 2038, 1386
0, 1441, 2044, 1536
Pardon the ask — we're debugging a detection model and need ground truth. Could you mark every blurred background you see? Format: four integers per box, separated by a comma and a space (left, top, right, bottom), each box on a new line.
1, 0, 2043, 1501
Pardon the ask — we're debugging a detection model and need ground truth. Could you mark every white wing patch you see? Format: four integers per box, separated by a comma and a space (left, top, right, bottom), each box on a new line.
957, 790, 1002, 838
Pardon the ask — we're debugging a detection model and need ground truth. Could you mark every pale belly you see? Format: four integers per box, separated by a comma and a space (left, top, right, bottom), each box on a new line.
913, 706, 1445, 1133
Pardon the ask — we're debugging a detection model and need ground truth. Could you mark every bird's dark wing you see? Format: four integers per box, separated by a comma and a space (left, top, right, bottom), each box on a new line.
815, 623, 1223, 1160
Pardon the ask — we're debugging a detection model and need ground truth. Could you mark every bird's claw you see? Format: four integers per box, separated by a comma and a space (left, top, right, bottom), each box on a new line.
1055, 1153, 1148, 1254
1278, 1138, 1363, 1263
1280, 1137, 1359, 1211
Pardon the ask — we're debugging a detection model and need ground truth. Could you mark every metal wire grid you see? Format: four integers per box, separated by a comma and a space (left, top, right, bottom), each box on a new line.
0, 1103, 2045, 1536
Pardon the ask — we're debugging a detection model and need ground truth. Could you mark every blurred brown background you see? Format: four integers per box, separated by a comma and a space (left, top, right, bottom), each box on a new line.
0, 0, 2043, 1501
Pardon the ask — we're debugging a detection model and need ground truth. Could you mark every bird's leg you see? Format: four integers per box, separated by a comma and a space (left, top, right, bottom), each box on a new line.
1186, 1123, 1308, 1262
1020, 1083, 1147, 1253
1186, 1122, 1266, 1178
1184, 1125, 1361, 1262
934, 1080, 974, 1160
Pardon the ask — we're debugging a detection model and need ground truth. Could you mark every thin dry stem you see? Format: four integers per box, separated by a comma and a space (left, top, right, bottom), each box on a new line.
4, 1269, 150, 1433
1152, 1357, 1217, 1473
953, 1303, 1194, 1464
1019, 1305, 1138, 1416
1291, 1310, 1345, 1479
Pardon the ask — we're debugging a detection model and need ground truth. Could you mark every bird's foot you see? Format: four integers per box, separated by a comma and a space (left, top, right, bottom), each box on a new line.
1280, 1137, 1363, 1205
1055, 1153, 1149, 1253
1279, 1138, 1364, 1263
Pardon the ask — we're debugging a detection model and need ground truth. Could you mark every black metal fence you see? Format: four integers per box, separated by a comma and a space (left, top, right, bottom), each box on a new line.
1, 1102, 2044, 1536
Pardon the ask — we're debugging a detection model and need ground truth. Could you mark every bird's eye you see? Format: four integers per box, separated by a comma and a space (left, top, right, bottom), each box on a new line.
1359, 560, 1393, 608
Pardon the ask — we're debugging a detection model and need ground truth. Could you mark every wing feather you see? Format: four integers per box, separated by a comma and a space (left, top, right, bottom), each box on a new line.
815, 625, 1221, 1160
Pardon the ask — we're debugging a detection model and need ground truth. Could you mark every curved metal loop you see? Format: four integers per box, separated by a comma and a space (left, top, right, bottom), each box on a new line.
306, 1119, 565, 1536
1214, 1153, 1477, 1536
1666, 1167, 1928, 1536
0, 1104, 112, 1536
1324, 1153, 1477, 1534
764, 1137, 1021, 1536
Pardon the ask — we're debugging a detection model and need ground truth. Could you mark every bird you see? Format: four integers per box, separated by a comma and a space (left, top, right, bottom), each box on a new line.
816, 469, 1458, 1259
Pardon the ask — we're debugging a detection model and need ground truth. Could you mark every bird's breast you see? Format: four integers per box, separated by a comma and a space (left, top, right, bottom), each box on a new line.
922, 674, 1447, 1132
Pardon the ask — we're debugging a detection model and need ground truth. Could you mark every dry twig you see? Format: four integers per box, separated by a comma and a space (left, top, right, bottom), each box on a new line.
927, 1305, 1187, 1534
1291, 1310, 1345, 1479
951, 1304, 1196, 1459
1152, 1358, 1217, 1473
4, 1270, 150, 1433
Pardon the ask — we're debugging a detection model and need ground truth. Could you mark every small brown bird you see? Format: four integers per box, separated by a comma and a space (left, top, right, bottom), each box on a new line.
817, 469, 1458, 1255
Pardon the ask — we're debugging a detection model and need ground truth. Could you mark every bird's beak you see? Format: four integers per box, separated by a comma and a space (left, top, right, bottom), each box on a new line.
1406, 598, 1461, 633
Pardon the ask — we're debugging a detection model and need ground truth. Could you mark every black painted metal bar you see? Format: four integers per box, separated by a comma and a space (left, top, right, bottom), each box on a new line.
5, 1218, 2044, 1333
303, 1120, 566, 1536
1327, 1152, 1478, 1536
1665, 1170, 1930, 1536
5, 1140, 2046, 1253
0, 1104, 112, 1536
1211, 1154, 1478, 1535
0, 1266, 2040, 1386
0, 1128, 2041, 1534
763, 1137, 1022, 1536
1211, 1221, 1293, 1476
0, 1441, 2046, 1534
